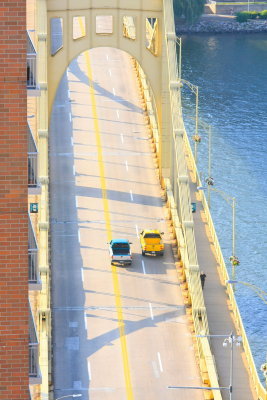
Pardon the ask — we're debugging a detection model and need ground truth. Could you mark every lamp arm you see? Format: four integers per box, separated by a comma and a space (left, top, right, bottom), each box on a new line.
238, 281, 267, 305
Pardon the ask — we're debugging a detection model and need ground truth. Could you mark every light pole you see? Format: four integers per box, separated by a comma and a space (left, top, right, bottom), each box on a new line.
179, 79, 199, 164
175, 36, 182, 80
199, 332, 241, 400
168, 332, 242, 399
187, 117, 212, 187
55, 395, 82, 400
173, 37, 201, 166
198, 186, 238, 281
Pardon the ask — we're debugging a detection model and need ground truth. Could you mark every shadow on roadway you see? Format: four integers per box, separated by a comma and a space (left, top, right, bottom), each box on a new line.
69, 56, 144, 114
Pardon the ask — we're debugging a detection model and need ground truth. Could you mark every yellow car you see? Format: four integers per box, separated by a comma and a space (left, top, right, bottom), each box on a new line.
140, 229, 164, 256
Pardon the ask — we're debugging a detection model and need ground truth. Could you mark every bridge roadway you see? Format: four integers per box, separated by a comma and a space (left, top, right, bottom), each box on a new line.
49, 46, 257, 400
50, 47, 204, 400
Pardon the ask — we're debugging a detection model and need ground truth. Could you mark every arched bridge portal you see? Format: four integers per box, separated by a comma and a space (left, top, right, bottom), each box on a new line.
47, 0, 173, 175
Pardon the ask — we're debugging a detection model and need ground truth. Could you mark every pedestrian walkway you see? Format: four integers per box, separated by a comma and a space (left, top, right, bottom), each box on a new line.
189, 180, 257, 400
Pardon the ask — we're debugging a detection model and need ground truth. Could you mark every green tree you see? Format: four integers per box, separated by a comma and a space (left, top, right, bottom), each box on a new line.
173, 0, 206, 24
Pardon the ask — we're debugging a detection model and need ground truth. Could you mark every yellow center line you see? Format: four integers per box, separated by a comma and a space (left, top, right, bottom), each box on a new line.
84, 49, 134, 400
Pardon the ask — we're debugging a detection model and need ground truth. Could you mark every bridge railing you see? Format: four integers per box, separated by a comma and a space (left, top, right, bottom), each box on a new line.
162, 0, 223, 397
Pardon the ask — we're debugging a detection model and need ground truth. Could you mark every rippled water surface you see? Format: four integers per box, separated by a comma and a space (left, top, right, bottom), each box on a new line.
181, 33, 267, 378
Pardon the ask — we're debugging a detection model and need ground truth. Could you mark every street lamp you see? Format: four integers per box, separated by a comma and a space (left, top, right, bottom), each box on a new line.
175, 36, 182, 80
172, 36, 201, 167
168, 332, 242, 399
179, 79, 199, 164
186, 117, 212, 186
55, 395, 82, 400
197, 185, 238, 281
222, 332, 242, 400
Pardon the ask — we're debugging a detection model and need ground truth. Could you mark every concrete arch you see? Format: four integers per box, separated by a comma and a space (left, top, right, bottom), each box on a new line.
47, 0, 168, 138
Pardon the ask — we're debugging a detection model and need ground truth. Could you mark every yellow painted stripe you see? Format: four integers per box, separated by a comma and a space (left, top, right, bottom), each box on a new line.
84, 50, 134, 400
78, 16, 86, 38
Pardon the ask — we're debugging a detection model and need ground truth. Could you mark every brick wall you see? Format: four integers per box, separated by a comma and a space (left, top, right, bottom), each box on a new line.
0, 2, 28, 399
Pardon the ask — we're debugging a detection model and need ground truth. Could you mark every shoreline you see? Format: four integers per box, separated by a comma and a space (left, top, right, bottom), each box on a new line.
175, 14, 267, 34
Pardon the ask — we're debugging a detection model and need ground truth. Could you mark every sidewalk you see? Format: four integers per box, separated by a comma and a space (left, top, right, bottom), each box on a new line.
190, 181, 257, 400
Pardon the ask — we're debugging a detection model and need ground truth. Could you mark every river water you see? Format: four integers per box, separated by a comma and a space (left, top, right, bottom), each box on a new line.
181, 33, 267, 381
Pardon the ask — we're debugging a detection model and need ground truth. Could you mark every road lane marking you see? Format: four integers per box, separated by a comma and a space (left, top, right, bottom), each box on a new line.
152, 361, 160, 378
120, 133, 124, 143
78, 229, 81, 243
112, 87, 116, 96
68, 90, 70, 99
142, 260, 146, 275
125, 160, 128, 171
109, 69, 112, 76
149, 303, 154, 320
88, 360, 92, 381
106, 54, 109, 61
135, 224, 139, 237
157, 352, 163, 372
116, 110, 120, 119
69, 112, 72, 122
84, 312, 87, 330
75, 196, 78, 208
73, 166, 76, 175
71, 137, 73, 146
81, 267, 84, 282
130, 190, 133, 201
85, 50, 134, 400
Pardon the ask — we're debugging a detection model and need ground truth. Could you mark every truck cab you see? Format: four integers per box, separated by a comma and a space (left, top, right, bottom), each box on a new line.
140, 229, 164, 256
109, 239, 132, 266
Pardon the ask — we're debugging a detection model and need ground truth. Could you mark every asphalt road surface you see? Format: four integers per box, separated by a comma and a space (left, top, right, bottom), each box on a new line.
50, 47, 204, 400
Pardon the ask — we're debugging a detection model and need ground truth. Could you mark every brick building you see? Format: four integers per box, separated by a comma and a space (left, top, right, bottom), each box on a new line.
0, 1, 43, 399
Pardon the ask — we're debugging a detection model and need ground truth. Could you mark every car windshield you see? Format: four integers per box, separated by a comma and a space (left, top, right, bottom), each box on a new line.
112, 243, 129, 248
144, 233, 161, 238
111, 243, 130, 254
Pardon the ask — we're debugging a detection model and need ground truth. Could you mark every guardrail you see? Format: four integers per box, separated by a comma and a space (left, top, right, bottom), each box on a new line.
27, 31, 37, 89
29, 302, 40, 378
28, 123, 38, 187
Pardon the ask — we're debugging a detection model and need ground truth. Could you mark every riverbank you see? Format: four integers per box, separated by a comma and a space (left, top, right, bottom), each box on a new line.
175, 14, 267, 33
